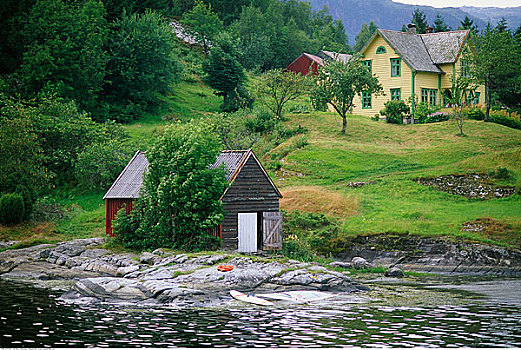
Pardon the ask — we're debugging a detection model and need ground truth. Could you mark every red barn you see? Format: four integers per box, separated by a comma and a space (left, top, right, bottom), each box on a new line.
285, 53, 324, 76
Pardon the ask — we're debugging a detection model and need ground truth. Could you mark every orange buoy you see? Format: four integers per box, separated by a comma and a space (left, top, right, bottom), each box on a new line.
217, 264, 234, 272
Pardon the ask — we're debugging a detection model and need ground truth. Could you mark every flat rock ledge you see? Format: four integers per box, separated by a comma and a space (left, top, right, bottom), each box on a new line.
0, 239, 368, 307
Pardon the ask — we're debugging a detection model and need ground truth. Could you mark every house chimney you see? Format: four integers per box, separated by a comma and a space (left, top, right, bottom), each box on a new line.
408, 23, 417, 34
425, 26, 433, 34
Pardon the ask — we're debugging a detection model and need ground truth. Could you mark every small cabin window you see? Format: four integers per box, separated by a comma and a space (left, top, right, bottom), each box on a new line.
391, 58, 401, 77
376, 46, 386, 54
362, 60, 372, 73
390, 88, 401, 101
362, 92, 372, 109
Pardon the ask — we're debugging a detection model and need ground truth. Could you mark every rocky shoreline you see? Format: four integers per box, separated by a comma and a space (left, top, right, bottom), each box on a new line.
0, 238, 368, 307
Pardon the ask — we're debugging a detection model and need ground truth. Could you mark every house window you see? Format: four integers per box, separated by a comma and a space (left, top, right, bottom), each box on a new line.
362, 92, 372, 109
429, 89, 437, 106
390, 88, 401, 101
473, 92, 480, 104
376, 46, 386, 54
461, 59, 470, 77
362, 60, 372, 74
391, 58, 401, 77
422, 88, 437, 106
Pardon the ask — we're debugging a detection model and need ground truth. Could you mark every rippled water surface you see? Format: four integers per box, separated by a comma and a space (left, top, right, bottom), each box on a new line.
1, 280, 521, 347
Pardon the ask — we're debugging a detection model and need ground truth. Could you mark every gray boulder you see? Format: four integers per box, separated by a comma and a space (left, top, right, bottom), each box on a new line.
329, 261, 352, 269
139, 252, 161, 265
351, 257, 371, 270
385, 267, 404, 278
74, 277, 153, 301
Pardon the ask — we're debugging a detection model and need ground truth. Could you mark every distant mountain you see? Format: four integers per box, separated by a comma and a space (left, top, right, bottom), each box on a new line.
305, 0, 521, 46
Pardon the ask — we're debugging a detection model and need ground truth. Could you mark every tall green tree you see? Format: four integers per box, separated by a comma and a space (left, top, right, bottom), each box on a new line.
115, 121, 227, 251
433, 13, 451, 33
468, 24, 519, 121
353, 21, 378, 53
460, 16, 478, 33
311, 58, 383, 134
495, 17, 508, 33
181, 0, 222, 54
104, 10, 182, 122
20, 0, 108, 113
411, 8, 428, 34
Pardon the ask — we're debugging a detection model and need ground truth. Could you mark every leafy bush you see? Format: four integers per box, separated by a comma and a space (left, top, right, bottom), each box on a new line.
414, 102, 440, 123
489, 167, 512, 180
464, 107, 485, 120
291, 135, 309, 149
424, 111, 450, 123
30, 196, 69, 222
0, 193, 25, 225
489, 111, 521, 130
288, 103, 311, 114
75, 140, 135, 190
245, 109, 277, 133
380, 100, 410, 124
282, 210, 340, 258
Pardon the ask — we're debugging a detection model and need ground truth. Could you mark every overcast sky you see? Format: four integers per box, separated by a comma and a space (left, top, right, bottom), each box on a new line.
392, 0, 521, 7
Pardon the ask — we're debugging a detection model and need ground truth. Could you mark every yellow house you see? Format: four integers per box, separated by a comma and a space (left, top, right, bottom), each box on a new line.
352, 25, 485, 117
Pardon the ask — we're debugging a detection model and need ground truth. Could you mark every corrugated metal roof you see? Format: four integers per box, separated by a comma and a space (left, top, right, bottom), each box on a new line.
103, 151, 149, 199
420, 30, 469, 64
104, 149, 282, 200
209, 150, 249, 181
379, 30, 442, 73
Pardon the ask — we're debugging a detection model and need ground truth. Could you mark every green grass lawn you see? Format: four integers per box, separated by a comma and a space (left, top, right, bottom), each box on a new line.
278, 112, 521, 247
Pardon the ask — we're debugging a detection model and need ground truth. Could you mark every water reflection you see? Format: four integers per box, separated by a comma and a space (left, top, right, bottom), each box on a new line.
1, 281, 520, 347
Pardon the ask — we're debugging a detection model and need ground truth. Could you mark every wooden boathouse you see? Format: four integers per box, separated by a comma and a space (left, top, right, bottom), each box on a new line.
103, 149, 283, 252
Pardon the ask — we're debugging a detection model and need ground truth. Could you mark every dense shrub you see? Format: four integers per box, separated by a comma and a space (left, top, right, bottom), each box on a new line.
245, 109, 277, 133
489, 111, 521, 130
380, 100, 410, 124
30, 196, 68, 222
282, 210, 340, 259
424, 111, 450, 123
489, 167, 512, 180
464, 107, 485, 120
0, 193, 25, 225
75, 140, 135, 190
414, 102, 440, 123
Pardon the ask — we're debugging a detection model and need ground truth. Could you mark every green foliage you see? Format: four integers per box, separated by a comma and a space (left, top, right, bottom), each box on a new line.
181, 0, 223, 54
282, 210, 340, 259
380, 100, 410, 124
464, 107, 485, 120
414, 102, 440, 123
203, 39, 246, 112
488, 111, 521, 130
75, 139, 135, 191
448, 73, 478, 135
245, 109, 277, 133
21, 0, 108, 114
411, 8, 428, 34
433, 13, 451, 33
460, 16, 478, 32
0, 193, 25, 225
311, 58, 383, 133
104, 10, 182, 122
489, 167, 512, 180
424, 112, 450, 123
208, 110, 258, 149
353, 21, 377, 53
255, 69, 309, 119
115, 121, 228, 251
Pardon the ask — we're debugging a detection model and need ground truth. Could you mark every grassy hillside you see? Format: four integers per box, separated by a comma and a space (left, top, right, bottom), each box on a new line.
276, 112, 521, 247
2, 81, 520, 250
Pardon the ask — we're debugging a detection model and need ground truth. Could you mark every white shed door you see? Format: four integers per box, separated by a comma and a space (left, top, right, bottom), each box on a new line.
238, 213, 257, 252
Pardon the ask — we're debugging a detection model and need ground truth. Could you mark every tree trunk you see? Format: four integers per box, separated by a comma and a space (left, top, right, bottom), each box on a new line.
341, 114, 347, 134
485, 85, 491, 122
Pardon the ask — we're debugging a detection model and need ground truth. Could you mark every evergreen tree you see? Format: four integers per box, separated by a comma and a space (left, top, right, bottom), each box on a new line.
460, 16, 478, 33
353, 21, 378, 53
495, 17, 508, 33
433, 13, 451, 33
401, 24, 408, 33
411, 8, 428, 34
181, 0, 223, 54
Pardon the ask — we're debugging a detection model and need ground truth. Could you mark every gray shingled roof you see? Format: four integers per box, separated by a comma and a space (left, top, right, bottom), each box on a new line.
104, 150, 281, 200
420, 30, 469, 64
373, 29, 470, 73
379, 30, 442, 73
103, 151, 149, 199
319, 50, 352, 64
209, 150, 249, 181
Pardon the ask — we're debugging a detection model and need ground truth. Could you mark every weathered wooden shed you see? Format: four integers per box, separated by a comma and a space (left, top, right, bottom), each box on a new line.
285, 53, 324, 76
103, 149, 283, 252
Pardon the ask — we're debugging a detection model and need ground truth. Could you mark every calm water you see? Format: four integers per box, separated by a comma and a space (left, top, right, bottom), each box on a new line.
1, 280, 521, 347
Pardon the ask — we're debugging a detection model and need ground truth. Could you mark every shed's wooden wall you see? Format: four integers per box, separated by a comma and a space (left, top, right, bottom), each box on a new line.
106, 198, 133, 236
286, 55, 320, 76
220, 156, 280, 249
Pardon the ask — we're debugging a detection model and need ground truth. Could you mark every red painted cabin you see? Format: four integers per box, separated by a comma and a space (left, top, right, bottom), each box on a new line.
285, 53, 324, 76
